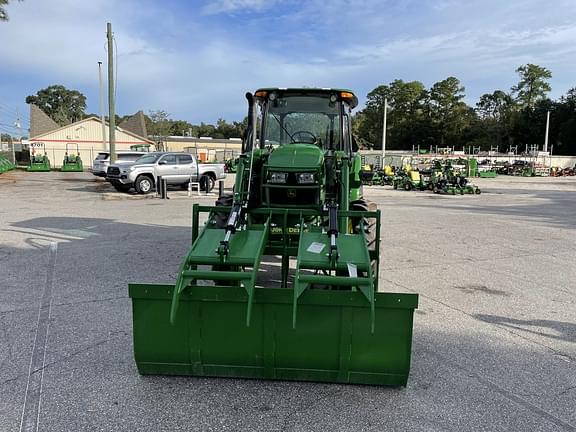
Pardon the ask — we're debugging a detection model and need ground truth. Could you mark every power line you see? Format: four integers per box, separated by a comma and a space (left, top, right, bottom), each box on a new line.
0, 107, 30, 123
0, 102, 19, 116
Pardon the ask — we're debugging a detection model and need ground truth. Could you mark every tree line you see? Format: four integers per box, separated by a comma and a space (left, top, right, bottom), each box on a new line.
24, 63, 576, 155
354, 64, 576, 155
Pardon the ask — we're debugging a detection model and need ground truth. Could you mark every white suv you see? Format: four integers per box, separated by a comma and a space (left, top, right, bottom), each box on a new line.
92, 151, 147, 177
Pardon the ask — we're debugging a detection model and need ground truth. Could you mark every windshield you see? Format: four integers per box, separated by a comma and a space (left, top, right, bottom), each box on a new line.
263, 95, 342, 149
134, 154, 161, 164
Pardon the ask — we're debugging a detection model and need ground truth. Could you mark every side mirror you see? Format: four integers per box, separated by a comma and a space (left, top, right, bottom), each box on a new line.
159, 160, 167, 165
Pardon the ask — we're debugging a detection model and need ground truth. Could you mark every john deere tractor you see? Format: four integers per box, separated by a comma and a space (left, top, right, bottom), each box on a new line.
60, 143, 83, 172
129, 88, 418, 386
26, 143, 51, 172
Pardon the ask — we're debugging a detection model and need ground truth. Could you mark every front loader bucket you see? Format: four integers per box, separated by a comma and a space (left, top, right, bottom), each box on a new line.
129, 283, 418, 386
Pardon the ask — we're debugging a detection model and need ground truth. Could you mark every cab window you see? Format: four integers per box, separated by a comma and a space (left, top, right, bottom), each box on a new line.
160, 154, 177, 165
177, 154, 193, 164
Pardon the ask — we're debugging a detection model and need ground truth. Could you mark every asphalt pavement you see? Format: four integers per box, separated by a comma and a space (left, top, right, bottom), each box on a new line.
0, 170, 575, 431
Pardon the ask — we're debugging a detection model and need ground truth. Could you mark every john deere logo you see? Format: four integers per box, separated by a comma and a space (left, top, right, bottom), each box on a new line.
287, 189, 296, 198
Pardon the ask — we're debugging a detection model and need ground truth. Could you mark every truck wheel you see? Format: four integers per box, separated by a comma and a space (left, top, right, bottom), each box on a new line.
200, 174, 215, 192
134, 175, 154, 194
113, 183, 131, 193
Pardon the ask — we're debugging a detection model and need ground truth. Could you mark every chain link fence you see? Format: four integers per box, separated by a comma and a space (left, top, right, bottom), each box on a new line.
0, 138, 17, 165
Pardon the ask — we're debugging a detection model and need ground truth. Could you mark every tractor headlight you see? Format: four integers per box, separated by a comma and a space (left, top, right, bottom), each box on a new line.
268, 172, 288, 183
296, 173, 315, 184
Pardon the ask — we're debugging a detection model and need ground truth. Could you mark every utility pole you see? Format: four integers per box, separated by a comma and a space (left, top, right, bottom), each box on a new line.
381, 98, 387, 162
98, 61, 106, 149
107, 23, 116, 163
543, 110, 550, 153
13, 111, 21, 165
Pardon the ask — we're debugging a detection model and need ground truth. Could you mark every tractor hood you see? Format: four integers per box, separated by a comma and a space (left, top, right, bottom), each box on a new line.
267, 144, 324, 170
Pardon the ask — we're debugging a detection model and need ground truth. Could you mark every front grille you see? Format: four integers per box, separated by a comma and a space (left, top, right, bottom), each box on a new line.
107, 166, 120, 176
264, 184, 320, 206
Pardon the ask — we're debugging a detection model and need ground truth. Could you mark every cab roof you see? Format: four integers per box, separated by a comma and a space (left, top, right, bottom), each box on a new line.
254, 88, 358, 109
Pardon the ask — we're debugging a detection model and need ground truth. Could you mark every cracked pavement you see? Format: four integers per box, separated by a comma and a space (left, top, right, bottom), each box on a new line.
0, 170, 575, 431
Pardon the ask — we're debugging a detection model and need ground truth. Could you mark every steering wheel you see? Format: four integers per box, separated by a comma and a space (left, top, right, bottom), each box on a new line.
292, 130, 317, 144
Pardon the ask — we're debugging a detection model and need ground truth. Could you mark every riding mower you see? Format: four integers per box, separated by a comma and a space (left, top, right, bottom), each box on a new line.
393, 165, 427, 191
382, 165, 395, 185
26, 143, 51, 172
360, 164, 386, 186
360, 164, 375, 185
433, 162, 480, 195
129, 88, 418, 386
60, 143, 83, 172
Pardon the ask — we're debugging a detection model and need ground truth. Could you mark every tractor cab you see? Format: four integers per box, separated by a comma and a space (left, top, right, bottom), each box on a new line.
244, 89, 361, 210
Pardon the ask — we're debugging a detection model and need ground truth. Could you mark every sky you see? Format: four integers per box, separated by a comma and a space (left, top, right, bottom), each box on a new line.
1, 0, 575, 136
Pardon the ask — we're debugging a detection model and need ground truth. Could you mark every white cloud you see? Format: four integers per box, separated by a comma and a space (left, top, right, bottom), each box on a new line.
202, 0, 277, 15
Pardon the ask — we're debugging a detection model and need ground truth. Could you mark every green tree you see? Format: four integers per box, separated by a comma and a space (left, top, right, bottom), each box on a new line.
356, 80, 428, 149
169, 120, 193, 136
511, 64, 552, 109
25, 85, 86, 125
0, 0, 21, 21
428, 77, 470, 146
475, 90, 515, 149
147, 110, 172, 150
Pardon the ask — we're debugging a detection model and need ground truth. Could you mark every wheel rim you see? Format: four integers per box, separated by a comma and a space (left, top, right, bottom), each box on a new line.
140, 179, 151, 192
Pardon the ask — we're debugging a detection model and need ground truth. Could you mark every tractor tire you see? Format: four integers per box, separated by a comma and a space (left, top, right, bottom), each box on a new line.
351, 199, 377, 248
475, 188, 481, 195
134, 175, 154, 194
200, 174, 216, 192
404, 182, 412, 191
214, 193, 234, 228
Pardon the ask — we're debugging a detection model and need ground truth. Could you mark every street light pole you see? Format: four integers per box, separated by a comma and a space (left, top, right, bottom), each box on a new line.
543, 110, 550, 153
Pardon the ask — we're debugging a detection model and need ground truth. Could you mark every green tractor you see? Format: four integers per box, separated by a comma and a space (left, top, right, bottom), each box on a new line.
26, 143, 51, 172
60, 143, 83, 172
129, 88, 418, 386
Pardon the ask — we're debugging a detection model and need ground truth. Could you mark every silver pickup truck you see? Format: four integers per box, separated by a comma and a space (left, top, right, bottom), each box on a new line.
106, 152, 226, 194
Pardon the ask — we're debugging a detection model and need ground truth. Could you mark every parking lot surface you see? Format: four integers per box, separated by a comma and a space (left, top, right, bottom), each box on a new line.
1, 171, 575, 431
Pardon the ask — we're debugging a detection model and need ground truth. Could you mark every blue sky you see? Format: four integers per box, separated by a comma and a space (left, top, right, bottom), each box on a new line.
1, 0, 575, 136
